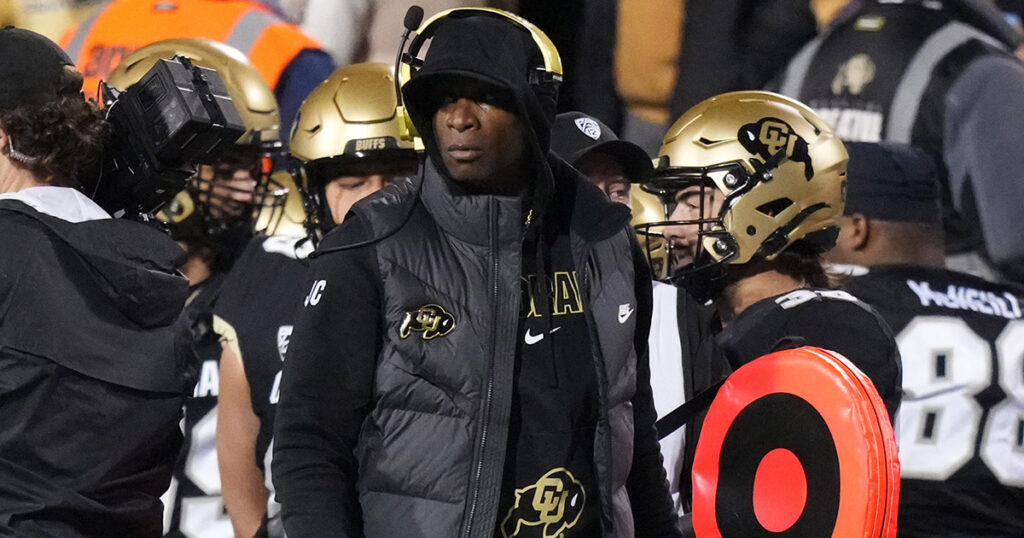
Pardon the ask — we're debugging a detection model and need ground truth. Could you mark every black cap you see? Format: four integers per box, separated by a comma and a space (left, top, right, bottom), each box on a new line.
551, 111, 654, 182
844, 141, 940, 223
0, 26, 77, 110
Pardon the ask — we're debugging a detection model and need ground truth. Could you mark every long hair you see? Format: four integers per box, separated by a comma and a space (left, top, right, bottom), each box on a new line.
0, 68, 108, 187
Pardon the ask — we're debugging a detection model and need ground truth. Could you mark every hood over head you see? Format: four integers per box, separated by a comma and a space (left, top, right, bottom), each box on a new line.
401, 13, 560, 168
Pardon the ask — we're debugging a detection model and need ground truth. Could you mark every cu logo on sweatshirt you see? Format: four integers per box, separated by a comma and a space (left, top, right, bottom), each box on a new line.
500, 468, 586, 538
399, 304, 456, 340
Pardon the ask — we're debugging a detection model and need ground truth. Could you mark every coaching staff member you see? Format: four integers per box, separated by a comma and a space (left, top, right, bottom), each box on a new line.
0, 27, 196, 536
272, 8, 679, 538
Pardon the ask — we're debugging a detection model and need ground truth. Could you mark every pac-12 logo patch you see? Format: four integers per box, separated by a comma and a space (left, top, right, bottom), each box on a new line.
737, 117, 814, 180
500, 468, 586, 538
574, 117, 601, 140
399, 304, 456, 340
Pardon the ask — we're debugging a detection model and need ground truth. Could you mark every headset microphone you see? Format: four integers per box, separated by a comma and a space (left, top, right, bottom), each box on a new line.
394, 5, 424, 104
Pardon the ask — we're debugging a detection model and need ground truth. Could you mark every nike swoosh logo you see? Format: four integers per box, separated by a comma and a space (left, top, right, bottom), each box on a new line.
618, 307, 634, 324
524, 327, 562, 345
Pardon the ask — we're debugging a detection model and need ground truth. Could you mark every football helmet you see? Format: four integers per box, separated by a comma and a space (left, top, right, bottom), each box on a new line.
630, 184, 670, 281
643, 91, 848, 298
106, 38, 287, 242
290, 62, 420, 243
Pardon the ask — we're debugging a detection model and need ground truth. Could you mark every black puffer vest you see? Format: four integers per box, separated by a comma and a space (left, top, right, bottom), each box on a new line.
347, 156, 642, 537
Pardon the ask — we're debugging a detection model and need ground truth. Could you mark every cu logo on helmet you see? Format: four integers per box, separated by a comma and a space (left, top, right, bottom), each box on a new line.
738, 117, 815, 180
399, 304, 456, 340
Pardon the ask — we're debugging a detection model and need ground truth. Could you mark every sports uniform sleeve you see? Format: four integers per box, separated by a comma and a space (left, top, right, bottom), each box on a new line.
626, 237, 683, 537
272, 220, 381, 537
944, 53, 1024, 277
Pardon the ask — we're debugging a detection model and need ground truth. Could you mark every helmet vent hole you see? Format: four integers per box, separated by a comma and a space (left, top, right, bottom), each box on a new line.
756, 198, 794, 218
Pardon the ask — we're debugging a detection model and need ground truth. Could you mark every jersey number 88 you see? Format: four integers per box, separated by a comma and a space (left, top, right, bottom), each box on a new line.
896, 316, 1024, 486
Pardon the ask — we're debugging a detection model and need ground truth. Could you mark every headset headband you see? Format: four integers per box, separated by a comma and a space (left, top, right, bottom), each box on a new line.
399, 7, 563, 88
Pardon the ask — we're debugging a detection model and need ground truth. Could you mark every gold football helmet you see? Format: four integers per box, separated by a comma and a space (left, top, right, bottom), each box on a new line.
630, 185, 670, 281
107, 38, 279, 145
290, 62, 420, 242
107, 38, 287, 242
644, 91, 848, 296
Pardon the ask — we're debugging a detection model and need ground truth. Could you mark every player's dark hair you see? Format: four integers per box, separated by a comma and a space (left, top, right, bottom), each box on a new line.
726, 239, 835, 290
0, 67, 108, 187
772, 248, 834, 289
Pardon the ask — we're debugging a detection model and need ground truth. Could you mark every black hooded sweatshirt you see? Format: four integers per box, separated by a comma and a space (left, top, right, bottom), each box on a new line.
0, 197, 196, 536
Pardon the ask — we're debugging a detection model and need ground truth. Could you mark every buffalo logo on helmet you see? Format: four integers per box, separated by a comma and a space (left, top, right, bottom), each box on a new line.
574, 117, 601, 140
500, 468, 586, 538
399, 304, 456, 340
737, 117, 814, 180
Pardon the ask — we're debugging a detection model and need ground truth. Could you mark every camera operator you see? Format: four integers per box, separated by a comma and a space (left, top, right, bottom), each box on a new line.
0, 27, 197, 536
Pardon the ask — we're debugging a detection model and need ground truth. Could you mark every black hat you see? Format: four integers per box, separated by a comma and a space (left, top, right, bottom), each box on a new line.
844, 141, 940, 223
551, 111, 654, 182
0, 26, 77, 110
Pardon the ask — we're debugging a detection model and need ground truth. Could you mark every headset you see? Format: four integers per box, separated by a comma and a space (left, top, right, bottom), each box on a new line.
392, 6, 564, 137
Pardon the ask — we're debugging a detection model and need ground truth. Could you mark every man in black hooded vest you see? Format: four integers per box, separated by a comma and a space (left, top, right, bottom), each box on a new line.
272, 8, 680, 538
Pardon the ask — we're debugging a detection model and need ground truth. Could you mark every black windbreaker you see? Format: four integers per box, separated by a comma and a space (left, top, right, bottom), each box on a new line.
0, 198, 196, 537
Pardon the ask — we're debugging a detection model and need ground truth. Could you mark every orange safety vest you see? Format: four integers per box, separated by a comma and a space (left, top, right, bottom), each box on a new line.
60, 0, 322, 99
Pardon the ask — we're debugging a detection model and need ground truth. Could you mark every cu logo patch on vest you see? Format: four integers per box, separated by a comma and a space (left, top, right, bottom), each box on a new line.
400, 304, 456, 340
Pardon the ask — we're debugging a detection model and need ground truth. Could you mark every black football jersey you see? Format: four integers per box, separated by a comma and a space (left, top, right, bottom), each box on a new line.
716, 287, 902, 422
213, 234, 312, 531
164, 272, 233, 537
843, 264, 1024, 537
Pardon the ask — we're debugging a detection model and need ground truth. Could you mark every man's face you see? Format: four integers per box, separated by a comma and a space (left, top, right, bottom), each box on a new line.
663, 184, 723, 272
576, 152, 631, 206
431, 80, 530, 192
323, 161, 417, 224
196, 162, 256, 219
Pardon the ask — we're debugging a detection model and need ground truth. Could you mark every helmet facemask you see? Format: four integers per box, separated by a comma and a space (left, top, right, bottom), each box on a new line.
643, 160, 772, 301
185, 141, 288, 240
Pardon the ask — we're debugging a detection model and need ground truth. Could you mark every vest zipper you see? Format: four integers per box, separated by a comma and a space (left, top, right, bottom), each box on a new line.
581, 250, 616, 534
463, 202, 501, 538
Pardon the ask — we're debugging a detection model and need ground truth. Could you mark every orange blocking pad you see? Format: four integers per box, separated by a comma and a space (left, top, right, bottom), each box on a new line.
692, 346, 899, 537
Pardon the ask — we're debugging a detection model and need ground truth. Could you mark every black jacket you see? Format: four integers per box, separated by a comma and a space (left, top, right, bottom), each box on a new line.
274, 156, 679, 537
0, 198, 195, 537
